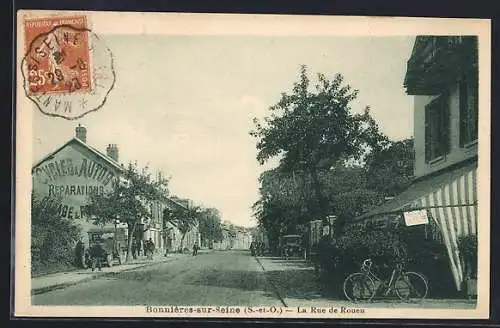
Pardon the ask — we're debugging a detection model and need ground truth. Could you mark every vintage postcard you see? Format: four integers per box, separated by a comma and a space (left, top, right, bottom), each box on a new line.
14, 10, 491, 319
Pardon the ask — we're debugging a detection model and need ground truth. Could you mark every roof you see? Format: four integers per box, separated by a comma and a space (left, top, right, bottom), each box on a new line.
354, 159, 477, 222
32, 137, 124, 172
164, 197, 188, 210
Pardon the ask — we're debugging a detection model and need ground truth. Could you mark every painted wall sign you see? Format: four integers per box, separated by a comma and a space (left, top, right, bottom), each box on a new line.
32, 142, 119, 221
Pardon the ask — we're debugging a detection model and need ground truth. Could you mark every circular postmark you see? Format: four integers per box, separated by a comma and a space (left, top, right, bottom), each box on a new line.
22, 20, 115, 120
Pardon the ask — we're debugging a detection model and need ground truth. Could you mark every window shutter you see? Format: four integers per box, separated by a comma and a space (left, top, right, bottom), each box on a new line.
441, 93, 451, 155
459, 79, 467, 147
470, 73, 479, 142
424, 105, 431, 163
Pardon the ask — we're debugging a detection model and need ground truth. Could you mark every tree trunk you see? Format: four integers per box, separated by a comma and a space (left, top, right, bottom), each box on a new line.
125, 220, 137, 263
180, 233, 186, 253
309, 167, 327, 221
162, 231, 167, 254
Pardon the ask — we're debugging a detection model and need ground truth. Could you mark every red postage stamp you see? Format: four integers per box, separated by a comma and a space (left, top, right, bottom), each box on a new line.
24, 16, 92, 95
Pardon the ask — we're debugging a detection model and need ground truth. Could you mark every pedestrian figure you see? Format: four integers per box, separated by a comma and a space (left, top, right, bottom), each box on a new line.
250, 241, 256, 256
147, 238, 155, 260
90, 239, 106, 271
75, 239, 85, 268
192, 242, 199, 256
143, 240, 148, 257
131, 239, 138, 259
137, 240, 143, 258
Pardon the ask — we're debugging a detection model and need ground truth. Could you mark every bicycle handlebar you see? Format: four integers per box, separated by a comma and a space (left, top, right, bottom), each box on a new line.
361, 258, 373, 271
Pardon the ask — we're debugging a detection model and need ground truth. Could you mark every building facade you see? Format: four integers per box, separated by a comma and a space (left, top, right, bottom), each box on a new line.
356, 36, 479, 294
32, 125, 201, 256
232, 228, 252, 250
32, 125, 127, 249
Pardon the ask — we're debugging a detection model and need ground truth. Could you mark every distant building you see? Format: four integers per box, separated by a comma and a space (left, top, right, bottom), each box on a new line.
156, 197, 201, 253
232, 227, 252, 250
213, 222, 252, 250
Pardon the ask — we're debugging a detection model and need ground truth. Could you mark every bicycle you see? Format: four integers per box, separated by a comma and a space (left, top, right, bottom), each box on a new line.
343, 258, 429, 303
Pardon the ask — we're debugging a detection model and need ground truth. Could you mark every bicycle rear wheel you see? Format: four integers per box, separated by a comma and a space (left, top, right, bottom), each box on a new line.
343, 272, 376, 303
395, 272, 428, 303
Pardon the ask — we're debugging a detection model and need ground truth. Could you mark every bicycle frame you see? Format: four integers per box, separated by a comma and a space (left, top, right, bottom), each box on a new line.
345, 258, 429, 303
361, 260, 402, 296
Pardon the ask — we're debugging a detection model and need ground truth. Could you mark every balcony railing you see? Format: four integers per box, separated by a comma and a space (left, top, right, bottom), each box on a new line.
404, 36, 478, 95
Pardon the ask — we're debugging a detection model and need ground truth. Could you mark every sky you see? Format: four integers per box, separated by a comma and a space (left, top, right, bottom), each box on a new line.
32, 35, 415, 228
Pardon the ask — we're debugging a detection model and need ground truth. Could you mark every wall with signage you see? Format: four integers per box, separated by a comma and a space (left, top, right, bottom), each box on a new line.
32, 141, 121, 237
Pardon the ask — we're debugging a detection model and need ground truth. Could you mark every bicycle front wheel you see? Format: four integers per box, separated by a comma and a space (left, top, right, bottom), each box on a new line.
395, 272, 428, 303
343, 272, 376, 303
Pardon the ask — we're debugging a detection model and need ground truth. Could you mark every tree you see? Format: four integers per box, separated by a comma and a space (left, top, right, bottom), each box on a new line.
251, 65, 388, 222
253, 163, 386, 246
253, 168, 315, 242
31, 194, 81, 273
84, 162, 168, 263
226, 224, 237, 248
198, 208, 224, 248
163, 198, 201, 252
365, 138, 414, 197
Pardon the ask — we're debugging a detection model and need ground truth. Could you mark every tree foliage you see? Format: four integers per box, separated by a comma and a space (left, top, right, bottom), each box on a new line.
163, 198, 201, 252
365, 138, 414, 197
31, 194, 82, 274
84, 162, 169, 262
251, 66, 415, 251
251, 65, 388, 221
198, 208, 224, 247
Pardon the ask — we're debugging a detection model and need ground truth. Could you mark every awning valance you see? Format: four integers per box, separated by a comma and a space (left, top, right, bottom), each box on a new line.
354, 160, 478, 291
356, 160, 477, 221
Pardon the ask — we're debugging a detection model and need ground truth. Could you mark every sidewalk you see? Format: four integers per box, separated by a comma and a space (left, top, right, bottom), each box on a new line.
255, 256, 477, 309
31, 253, 185, 295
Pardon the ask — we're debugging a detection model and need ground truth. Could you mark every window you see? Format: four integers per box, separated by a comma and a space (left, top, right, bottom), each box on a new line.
459, 71, 479, 146
425, 94, 450, 163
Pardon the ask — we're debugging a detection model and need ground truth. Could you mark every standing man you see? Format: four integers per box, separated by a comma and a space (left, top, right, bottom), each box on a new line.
250, 241, 256, 256
192, 242, 199, 256
147, 238, 155, 260
75, 239, 85, 268
90, 238, 105, 272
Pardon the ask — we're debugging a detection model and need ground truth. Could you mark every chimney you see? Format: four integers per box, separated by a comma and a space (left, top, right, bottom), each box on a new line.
106, 144, 119, 162
75, 124, 87, 143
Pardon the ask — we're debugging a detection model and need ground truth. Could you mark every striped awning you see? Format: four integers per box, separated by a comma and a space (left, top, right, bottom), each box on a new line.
355, 160, 478, 291
409, 166, 477, 291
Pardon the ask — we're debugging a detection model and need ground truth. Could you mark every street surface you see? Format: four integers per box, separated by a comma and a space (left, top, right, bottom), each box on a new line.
33, 250, 476, 309
33, 250, 282, 306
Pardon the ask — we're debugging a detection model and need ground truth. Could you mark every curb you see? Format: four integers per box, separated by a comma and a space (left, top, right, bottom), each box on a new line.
31, 257, 180, 296
254, 256, 288, 307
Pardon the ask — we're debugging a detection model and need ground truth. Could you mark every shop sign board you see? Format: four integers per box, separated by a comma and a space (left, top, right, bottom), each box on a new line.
403, 209, 429, 226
